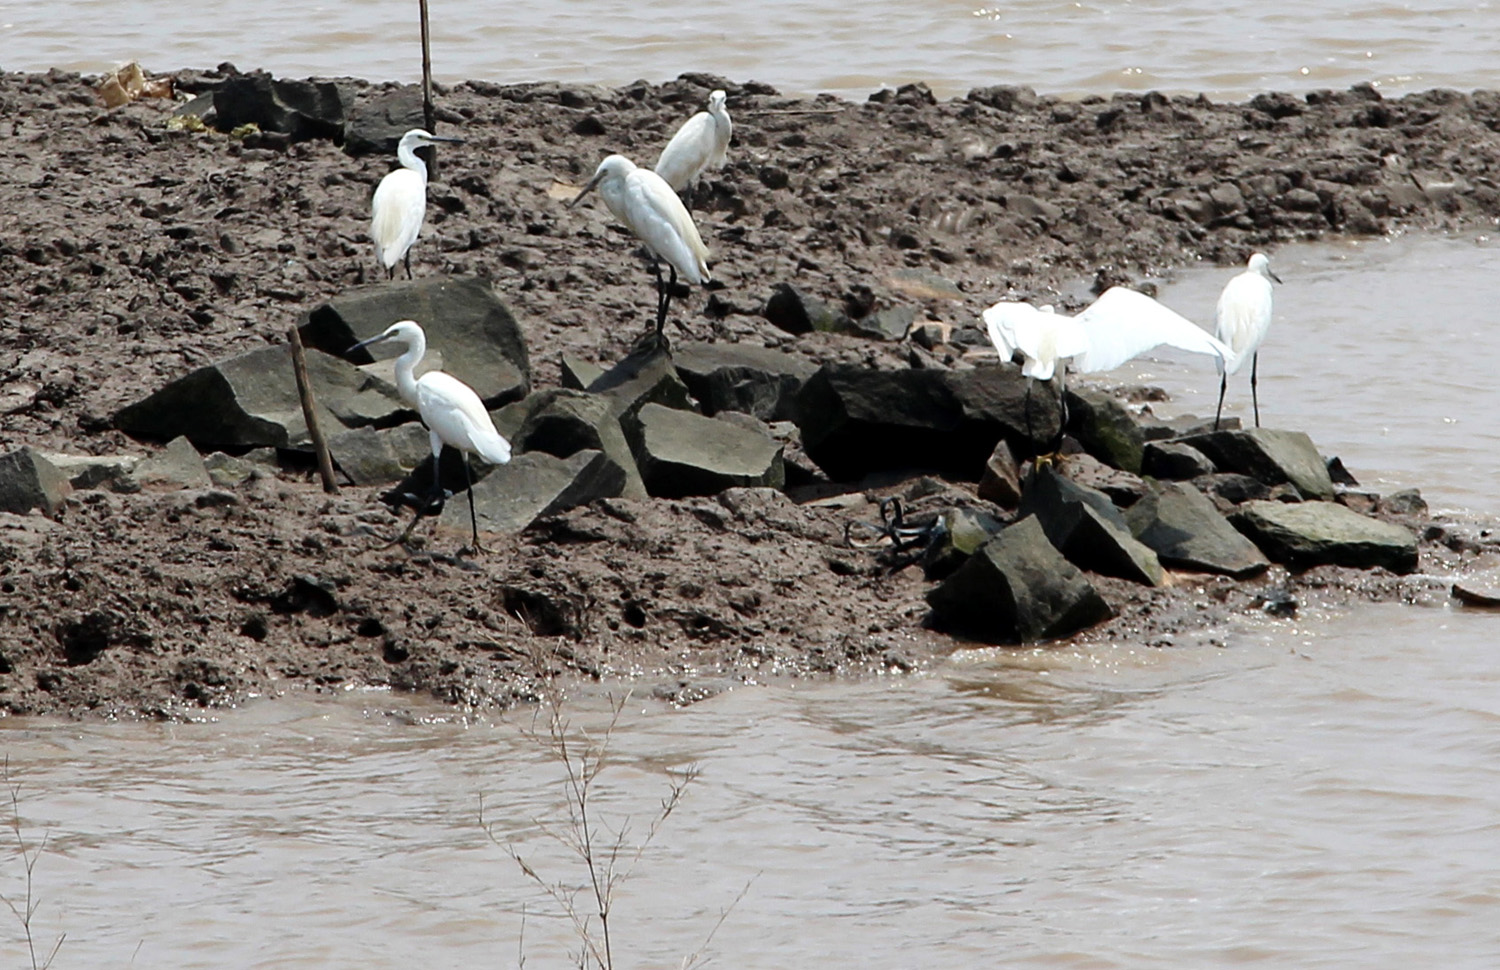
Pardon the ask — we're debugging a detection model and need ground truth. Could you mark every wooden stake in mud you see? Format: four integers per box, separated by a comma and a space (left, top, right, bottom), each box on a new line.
288, 326, 339, 494
419, 0, 437, 176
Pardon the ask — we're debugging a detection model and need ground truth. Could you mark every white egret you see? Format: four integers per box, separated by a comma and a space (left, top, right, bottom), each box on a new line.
348, 320, 511, 552
654, 89, 732, 206
370, 129, 463, 280
982, 285, 1236, 445
568, 153, 711, 344
1213, 252, 1281, 429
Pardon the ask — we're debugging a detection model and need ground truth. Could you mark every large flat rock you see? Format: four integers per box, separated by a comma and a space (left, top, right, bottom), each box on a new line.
1177, 428, 1335, 500
1065, 388, 1145, 473
627, 403, 785, 498
1125, 481, 1270, 578
925, 515, 1113, 643
1018, 465, 1164, 586
306, 275, 530, 408
1229, 499, 1418, 573
439, 449, 626, 536
514, 389, 647, 500
672, 340, 817, 421
114, 345, 405, 449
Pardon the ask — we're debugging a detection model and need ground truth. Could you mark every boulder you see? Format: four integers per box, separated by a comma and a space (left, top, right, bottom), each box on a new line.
439, 449, 626, 536
977, 439, 1022, 507
114, 345, 404, 450
304, 276, 530, 408
212, 73, 348, 142
328, 423, 434, 486
0, 447, 71, 515
131, 436, 212, 490
514, 389, 647, 500
588, 344, 696, 419
1142, 440, 1216, 479
626, 404, 785, 498
1124, 481, 1270, 578
1017, 465, 1163, 586
1229, 500, 1418, 573
844, 305, 915, 342
38, 452, 142, 490
921, 506, 1005, 581
1139, 413, 1239, 441
1194, 472, 1271, 509
343, 85, 427, 156
764, 283, 850, 335
925, 516, 1113, 643
1058, 452, 1146, 507
1176, 428, 1335, 500
203, 452, 263, 488
560, 354, 605, 391
795, 364, 1056, 481
672, 341, 817, 421
1065, 388, 1145, 473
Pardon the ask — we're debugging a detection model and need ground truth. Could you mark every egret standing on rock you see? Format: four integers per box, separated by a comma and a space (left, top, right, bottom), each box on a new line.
348, 320, 511, 553
1213, 252, 1281, 430
655, 89, 732, 207
982, 285, 1236, 446
370, 129, 463, 280
568, 153, 711, 345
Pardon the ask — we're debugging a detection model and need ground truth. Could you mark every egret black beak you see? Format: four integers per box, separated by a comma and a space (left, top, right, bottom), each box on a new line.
348, 332, 393, 356
566, 172, 603, 209
1269, 270, 1284, 284
428, 135, 464, 144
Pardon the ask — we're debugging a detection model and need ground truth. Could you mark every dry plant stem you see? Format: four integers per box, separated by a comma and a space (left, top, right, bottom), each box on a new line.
1, 759, 64, 970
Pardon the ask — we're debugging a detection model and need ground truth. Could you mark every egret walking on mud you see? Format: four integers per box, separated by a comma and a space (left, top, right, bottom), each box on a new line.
348, 320, 511, 552
655, 89, 732, 206
1213, 252, 1281, 430
370, 129, 463, 279
569, 153, 711, 345
982, 285, 1235, 445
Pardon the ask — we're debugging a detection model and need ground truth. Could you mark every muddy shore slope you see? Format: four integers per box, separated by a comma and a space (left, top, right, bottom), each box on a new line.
1, 68, 1497, 718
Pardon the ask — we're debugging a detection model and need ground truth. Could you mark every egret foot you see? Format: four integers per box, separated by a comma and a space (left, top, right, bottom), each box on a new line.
383, 488, 448, 549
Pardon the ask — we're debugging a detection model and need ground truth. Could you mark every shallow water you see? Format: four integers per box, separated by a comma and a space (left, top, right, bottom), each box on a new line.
1105, 233, 1500, 517
6, 0, 1500, 100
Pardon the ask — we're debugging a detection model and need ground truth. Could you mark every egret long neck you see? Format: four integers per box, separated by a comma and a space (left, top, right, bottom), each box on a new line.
396, 140, 429, 182
392, 333, 426, 407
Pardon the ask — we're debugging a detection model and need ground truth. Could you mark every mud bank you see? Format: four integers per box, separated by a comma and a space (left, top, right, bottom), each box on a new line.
1, 67, 1498, 718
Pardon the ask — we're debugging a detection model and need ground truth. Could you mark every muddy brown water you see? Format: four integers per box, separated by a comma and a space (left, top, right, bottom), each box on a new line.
9, 0, 1500, 100
3, 236, 1500, 967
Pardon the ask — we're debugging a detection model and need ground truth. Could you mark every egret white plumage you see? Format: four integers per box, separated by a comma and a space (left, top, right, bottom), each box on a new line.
568, 153, 711, 344
348, 320, 511, 552
654, 89, 732, 205
370, 129, 463, 280
1213, 252, 1281, 430
982, 285, 1236, 445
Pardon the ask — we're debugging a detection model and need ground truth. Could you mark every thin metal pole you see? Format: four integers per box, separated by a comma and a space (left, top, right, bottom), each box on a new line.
288, 327, 339, 494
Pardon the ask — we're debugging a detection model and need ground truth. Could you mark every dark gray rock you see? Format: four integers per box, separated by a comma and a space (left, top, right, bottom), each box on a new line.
212, 73, 348, 142
0, 447, 71, 515
672, 341, 817, 421
764, 283, 849, 334
306, 276, 530, 408
1065, 388, 1144, 473
1379, 488, 1428, 517
845, 305, 915, 342
1195, 472, 1272, 509
795, 364, 1055, 481
922, 507, 1005, 581
1124, 481, 1270, 578
1142, 440, 1216, 479
1018, 465, 1164, 586
1059, 452, 1147, 507
977, 439, 1022, 508
114, 345, 404, 450
343, 85, 427, 156
203, 452, 263, 488
1326, 455, 1360, 486
560, 354, 605, 391
328, 424, 433, 486
1140, 412, 1239, 441
588, 345, 696, 419
925, 515, 1113, 643
627, 403, 785, 498
1177, 428, 1336, 500
39, 452, 142, 490
1452, 581, 1500, 607
132, 436, 212, 490
514, 389, 647, 500
1229, 500, 1419, 573
440, 449, 626, 536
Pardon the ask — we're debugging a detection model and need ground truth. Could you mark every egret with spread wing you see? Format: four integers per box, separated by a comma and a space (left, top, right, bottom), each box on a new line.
349, 320, 511, 552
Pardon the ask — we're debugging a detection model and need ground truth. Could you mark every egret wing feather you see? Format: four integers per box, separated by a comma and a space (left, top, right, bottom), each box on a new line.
371, 169, 426, 270
415, 373, 512, 466
625, 169, 710, 283
980, 301, 1087, 381
655, 112, 715, 191
1073, 287, 1235, 373
1214, 273, 1273, 375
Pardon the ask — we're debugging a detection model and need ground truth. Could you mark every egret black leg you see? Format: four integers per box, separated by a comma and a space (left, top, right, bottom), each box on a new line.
1250, 352, 1260, 428
1054, 376, 1070, 454
657, 265, 680, 339
394, 448, 445, 546
463, 455, 485, 554
403, 252, 413, 280
1214, 372, 1228, 431
385, 264, 395, 281
1023, 379, 1035, 446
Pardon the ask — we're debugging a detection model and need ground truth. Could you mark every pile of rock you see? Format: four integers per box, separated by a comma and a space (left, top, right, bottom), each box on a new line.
0, 272, 1424, 647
